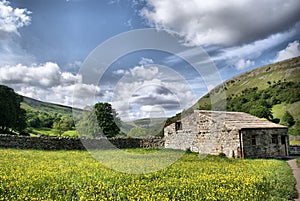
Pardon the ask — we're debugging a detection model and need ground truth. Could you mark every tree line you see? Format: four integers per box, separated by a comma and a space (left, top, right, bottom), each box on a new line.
0, 85, 121, 138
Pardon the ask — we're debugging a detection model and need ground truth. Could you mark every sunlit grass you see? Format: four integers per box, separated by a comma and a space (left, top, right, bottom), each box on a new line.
30, 127, 77, 137
0, 149, 296, 200
290, 140, 300, 145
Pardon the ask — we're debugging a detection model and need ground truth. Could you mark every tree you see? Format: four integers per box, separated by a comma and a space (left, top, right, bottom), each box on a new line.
0, 85, 27, 134
94, 103, 120, 138
289, 121, 300, 135
53, 116, 74, 136
249, 105, 273, 120
281, 111, 295, 127
76, 103, 120, 138
76, 106, 102, 138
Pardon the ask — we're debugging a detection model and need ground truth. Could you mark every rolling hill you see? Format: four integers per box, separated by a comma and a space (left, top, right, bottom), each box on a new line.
194, 56, 300, 110
167, 56, 300, 129
21, 96, 74, 116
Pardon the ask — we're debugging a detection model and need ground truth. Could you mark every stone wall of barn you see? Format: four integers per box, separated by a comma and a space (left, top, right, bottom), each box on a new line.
241, 128, 288, 158
164, 112, 199, 152
196, 127, 241, 158
164, 111, 289, 158
164, 112, 241, 158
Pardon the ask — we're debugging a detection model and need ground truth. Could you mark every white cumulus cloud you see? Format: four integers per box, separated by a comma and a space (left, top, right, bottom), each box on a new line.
0, 0, 33, 66
130, 65, 159, 80
275, 40, 300, 62
0, 0, 31, 34
0, 62, 100, 108
235, 59, 255, 70
109, 64, 196, 120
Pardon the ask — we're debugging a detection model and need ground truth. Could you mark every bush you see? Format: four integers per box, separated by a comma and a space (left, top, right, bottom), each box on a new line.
281, 111, 295, 127
218, 152, 227, 158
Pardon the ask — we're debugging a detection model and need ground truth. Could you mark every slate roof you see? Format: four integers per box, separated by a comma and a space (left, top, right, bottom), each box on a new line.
195, 110, 287, 130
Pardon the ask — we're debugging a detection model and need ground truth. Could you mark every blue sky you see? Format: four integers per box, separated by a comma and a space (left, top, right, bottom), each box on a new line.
0, 0, 300, 120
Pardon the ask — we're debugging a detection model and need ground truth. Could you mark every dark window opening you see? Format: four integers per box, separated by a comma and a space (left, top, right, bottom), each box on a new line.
281, 136, 286, 144
271, 135, 278, 144
175, 122, 182, 131
251, 135, 257, 146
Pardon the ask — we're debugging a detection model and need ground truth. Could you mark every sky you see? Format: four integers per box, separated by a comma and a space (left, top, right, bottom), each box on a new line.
0, 0, 300, 121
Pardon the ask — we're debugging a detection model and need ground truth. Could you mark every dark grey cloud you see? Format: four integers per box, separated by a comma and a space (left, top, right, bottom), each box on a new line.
142, 0, 300, 46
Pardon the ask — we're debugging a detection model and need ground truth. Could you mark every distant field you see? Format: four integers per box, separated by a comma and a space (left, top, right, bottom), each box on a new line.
30, 128, 78, 137
0, 149, 296, 200
290, 140, 300, 145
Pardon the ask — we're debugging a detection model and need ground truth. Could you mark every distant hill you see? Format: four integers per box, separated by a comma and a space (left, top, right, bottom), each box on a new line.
21, 96, 74, 116
194, 56, 300, 110
168, 56, 300, 129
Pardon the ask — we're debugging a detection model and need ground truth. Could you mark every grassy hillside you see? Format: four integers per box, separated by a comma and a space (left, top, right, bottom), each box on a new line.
221, 57, 298, 98
20, 96, 79, 137
21, 96, 74, 116
194, 56, 300, 116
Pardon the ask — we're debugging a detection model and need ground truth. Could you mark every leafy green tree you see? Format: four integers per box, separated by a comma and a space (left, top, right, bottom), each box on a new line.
26, 110, 41, 128
76, 106, 102, 138
76, 103, 120, 138
289, 121, 300, 135
281, 111, 295, 127
0, 85, 27, 134
53, 116, 74, 136
249, 105, 273, 120
94, 103, 120, 138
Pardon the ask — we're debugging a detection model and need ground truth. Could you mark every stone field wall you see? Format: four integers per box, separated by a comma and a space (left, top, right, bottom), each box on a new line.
289, 145, 300, 155
1, 134, 299, 156
0, 134, 164, 150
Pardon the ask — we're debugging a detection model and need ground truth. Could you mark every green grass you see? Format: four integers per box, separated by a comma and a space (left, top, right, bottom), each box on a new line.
30, 128, 78, 137
290, 141, 300, 145
193, 56, 300, 110
297, 158, 300, 167
61, 130, 78, 137
22, 96, 75, 116
0, 149, 296, 200
30, 127, 56, 136
272, 102, 300, 121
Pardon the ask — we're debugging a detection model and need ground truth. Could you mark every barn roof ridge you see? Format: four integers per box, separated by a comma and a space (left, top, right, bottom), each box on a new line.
194, 110, 287, 129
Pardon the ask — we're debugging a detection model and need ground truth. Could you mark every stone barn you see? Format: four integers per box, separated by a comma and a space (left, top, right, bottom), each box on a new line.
164, 110, 288, 158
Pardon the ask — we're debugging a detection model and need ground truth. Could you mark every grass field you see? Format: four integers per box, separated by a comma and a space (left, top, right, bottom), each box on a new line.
290, 140, 300, 145
0, 149, 296, 200
30, 128, 78, 137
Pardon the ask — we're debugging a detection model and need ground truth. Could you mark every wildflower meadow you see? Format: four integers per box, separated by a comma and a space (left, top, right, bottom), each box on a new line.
0, 149, 296, 200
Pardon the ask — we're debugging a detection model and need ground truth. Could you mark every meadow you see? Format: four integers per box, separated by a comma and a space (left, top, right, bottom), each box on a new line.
0, 149, 296, 201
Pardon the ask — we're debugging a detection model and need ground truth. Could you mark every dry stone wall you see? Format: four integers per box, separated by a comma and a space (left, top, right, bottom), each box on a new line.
0, 134, 164, 150
289, 145, 300, 155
